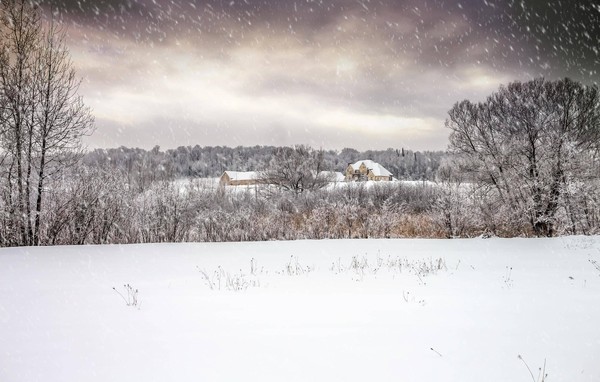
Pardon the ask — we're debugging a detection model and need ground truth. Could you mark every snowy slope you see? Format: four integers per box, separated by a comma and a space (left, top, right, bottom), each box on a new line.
1, 237, 599, 382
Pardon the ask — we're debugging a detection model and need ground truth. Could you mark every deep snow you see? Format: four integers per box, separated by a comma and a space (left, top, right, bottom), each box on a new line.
1, 237, 599, 381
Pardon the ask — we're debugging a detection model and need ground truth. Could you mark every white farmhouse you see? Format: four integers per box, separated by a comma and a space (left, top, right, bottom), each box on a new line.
345, 160, 393, 181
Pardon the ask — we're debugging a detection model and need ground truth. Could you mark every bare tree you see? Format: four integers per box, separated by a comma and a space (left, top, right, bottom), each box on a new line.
0, 0, 40, 245
447, 78, 600, 237
0, 0, 94, 246
31, 20, 94, 245
261, 145, 330, 195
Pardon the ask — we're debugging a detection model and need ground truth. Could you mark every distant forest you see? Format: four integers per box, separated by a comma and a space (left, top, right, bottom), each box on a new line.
83, 145, 445, 183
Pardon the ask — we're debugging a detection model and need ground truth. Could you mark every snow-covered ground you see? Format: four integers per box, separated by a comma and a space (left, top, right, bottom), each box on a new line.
1, 237, 600, 381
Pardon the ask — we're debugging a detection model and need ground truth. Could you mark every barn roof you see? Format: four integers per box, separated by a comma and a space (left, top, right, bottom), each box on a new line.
223, 171, 259, 181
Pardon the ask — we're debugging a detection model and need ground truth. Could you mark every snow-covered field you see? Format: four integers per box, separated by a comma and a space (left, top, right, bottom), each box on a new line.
1, 237, 600, 382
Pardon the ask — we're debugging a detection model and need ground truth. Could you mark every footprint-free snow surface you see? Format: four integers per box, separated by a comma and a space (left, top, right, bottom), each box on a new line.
1, 237, 600, 381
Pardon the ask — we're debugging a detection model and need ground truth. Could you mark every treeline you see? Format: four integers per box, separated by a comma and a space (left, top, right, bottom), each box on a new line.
2, 140, 599, 246
15, 162, 599, 247
82, 145, 445, 186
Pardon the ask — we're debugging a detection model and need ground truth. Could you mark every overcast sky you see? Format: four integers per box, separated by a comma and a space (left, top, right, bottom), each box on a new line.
40, 0, 599, 151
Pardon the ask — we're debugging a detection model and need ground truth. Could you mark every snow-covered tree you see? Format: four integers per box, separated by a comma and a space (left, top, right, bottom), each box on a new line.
0, 0, 94, 246
447, 78, 600, 237
262, 145, 329, 195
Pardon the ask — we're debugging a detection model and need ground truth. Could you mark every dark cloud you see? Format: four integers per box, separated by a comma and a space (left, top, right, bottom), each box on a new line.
40, 0, 599, 79
34, 0, 600, 151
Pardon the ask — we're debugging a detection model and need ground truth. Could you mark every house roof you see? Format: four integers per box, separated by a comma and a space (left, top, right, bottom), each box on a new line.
350, 160, 393, 177
223, 171, 259, 181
